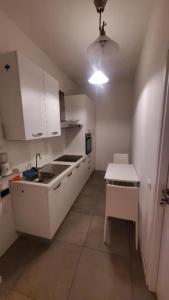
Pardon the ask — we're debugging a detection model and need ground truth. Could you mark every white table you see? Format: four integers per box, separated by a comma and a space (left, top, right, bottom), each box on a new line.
104, 163, 140, 249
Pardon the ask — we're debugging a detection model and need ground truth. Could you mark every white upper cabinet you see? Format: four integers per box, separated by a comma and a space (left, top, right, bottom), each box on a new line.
18, 54, 47, 139
0, 51, 61, 140
43, 72, 61, 137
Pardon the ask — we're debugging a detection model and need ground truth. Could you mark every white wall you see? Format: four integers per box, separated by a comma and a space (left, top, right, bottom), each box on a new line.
132, 0, 169, 284
94, 81, 133, 171
0, 8, 79, 257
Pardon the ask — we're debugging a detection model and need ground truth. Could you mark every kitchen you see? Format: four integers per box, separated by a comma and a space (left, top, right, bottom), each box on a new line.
0, 1, 169, 300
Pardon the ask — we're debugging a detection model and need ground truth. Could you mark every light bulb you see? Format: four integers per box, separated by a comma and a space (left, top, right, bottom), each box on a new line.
88, 70, 109, 85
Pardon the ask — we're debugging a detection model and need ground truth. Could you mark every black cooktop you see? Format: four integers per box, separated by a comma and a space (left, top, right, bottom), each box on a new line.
54, 155, 83, 162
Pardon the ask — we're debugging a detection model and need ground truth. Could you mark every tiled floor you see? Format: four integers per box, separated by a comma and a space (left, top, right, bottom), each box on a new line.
0, 171, 156, 300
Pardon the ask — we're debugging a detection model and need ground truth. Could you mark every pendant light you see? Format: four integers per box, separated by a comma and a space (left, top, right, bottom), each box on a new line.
88, 70, 109, 85
88, 0, 119, 85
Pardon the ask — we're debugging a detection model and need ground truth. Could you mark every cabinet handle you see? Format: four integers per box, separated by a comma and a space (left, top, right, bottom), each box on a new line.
88, 166, 91, 170
53, 182, 61, 190
51, 131, 58, 135
67, 171, 72, 177
32, 133, 43, 137
76, 164, 80, 169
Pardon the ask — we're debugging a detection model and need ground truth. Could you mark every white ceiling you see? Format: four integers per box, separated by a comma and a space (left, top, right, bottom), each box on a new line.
0, 0, 154, 84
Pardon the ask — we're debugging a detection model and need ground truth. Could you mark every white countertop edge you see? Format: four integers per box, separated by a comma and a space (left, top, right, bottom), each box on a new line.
11, 154, 88, 189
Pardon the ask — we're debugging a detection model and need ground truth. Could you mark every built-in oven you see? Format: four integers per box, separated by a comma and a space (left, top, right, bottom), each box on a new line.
85, 133, 92, 155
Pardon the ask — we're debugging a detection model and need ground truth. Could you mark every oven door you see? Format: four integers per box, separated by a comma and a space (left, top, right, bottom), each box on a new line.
85, 133, 92, 155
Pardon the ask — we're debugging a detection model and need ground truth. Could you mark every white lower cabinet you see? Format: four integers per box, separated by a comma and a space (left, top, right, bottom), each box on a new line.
11, 158, 94, 240
64, 170, 76, 215
48, 177, 67, 238
11, 183, 50, 238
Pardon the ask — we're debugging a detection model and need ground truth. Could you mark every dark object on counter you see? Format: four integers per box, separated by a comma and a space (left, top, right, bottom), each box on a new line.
54, 155, 83, 162
1, 188, 10, 198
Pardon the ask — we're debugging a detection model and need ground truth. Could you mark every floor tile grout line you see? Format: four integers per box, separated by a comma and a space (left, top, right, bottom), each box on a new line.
66, 245, 84, 300
66, 213, 93, 300
83, 244, 131, 259
66, 180, 100, 300
56, 235, 130, 260
2, 286, 37, 300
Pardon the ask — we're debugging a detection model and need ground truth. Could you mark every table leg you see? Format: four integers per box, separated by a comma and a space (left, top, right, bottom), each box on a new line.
135, 220, 138, 250
104, 216, 108, 243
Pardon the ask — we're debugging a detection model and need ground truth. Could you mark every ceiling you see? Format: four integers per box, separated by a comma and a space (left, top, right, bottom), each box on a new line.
0, 0, 154, 85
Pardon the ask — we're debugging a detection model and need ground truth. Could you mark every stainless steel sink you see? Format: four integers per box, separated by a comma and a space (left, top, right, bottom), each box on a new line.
32, 164, 71, 184
33, 172, 55, 184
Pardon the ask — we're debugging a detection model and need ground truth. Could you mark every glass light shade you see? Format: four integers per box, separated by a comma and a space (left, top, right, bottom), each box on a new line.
88, 70, 109, 85
87, 34, 119, 67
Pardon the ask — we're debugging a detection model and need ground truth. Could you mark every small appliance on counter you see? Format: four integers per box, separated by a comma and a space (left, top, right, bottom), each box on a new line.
0, 152, 12, 178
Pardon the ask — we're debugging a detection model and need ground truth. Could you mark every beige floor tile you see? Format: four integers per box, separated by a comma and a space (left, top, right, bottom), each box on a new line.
89, 171, 106, 185
81, 183, 105, 197
56, 212, 91, 245
71, 194, 97, 214
0, 288, 32, 300
68, 247, 132, 300
94, 196, 106, 216
85, 216, 130, 257
0, 238, 47, 289
12, 241, 81, 300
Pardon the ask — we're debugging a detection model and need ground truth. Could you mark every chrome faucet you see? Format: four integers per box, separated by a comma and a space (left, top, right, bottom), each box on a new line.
35, 153, 41, 169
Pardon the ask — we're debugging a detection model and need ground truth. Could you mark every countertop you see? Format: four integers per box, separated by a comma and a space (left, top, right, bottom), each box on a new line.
11, 154, 88, 189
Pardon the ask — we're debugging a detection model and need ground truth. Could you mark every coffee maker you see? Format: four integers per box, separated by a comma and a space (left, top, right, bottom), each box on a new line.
0, 152, 12, 177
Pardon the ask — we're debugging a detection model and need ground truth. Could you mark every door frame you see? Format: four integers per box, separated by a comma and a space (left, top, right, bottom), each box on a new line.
146, 49, 169, 292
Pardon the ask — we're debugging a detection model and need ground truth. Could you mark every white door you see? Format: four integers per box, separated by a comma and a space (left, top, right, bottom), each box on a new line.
18, 54, 47, 139
156, 51, 169, 300
43, 72, 61, 137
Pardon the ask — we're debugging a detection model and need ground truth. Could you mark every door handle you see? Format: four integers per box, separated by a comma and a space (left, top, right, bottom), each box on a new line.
32, 133, 43, 137
53, 182, 61, 190
67, 171, 72, 177
161, 189, 169, 205
51, 131, 58, 135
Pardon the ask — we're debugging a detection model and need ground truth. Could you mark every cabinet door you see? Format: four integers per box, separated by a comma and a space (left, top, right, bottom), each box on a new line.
48, 177, 67, 238
44, 72, 61, 137
64, 95, 86, 125
17, 54, 47, 139
11, 183, 50, 238
85, 96, 95, 133
64, 169, 77, 213
82, 156, 92, 182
